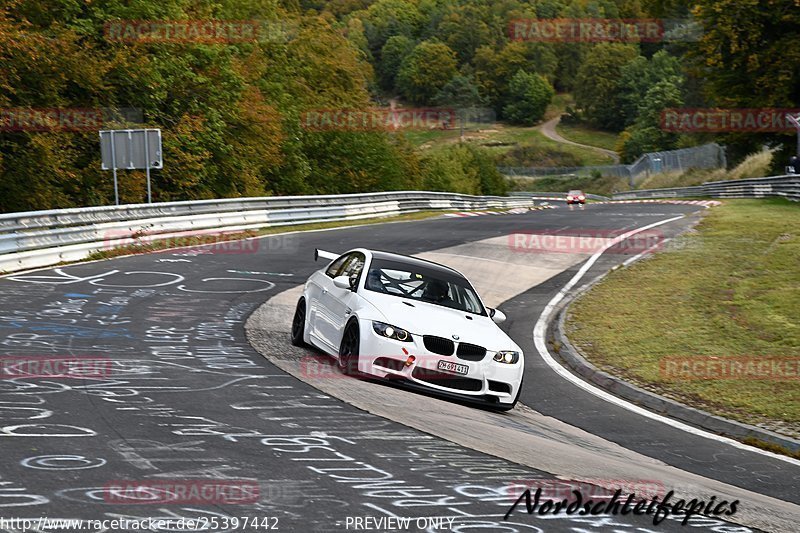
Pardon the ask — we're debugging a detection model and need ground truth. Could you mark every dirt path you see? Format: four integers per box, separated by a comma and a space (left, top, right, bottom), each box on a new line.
539, 114, 620, 163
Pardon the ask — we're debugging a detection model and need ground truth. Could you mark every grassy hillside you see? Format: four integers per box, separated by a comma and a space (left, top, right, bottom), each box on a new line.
567, 199, 800, 440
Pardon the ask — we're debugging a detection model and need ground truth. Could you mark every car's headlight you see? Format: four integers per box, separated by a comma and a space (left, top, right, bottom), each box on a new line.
372, 321, 413, 342
493, 351, 519, 364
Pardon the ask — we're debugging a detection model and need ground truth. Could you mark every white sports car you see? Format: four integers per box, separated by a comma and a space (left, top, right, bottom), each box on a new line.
291, 248, 524, 410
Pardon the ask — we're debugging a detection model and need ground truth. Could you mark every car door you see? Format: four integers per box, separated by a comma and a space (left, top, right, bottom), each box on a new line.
309, 253, 350, 346
319, 252, 365, 350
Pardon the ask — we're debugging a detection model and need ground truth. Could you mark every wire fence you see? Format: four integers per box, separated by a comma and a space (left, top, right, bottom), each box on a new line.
499, 143, 726, 186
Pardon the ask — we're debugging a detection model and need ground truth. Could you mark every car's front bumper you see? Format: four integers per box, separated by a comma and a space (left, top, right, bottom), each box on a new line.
357, 320, 523, 405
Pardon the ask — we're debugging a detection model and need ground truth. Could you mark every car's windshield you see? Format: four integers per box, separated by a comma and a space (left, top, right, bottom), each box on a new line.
569, 190, 583, 195
364, 258, 486, 316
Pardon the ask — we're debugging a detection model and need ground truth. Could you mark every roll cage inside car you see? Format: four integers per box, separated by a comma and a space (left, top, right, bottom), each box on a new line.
319, 249, 487, 316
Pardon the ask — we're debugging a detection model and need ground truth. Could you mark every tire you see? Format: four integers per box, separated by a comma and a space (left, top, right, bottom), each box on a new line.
338, 322, 360, 375
290, 298, 307, 347
495, 376, 523, 412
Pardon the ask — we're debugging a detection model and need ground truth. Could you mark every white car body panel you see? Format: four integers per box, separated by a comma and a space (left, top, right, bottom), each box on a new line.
298, 248, 524, 407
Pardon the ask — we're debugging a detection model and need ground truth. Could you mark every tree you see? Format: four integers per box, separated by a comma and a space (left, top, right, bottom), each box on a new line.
302, 131, 421, 193
432, 75, 486, 108
421, 144, 506, 195
619, 77, 685, 162
435, 4, 496, 64
553, 43, 587, 92
574, 43, 639, 131
473, 41, 557, 112
690, 0, 800, 160
377, 35, 414, 90
357, 0, 423, 56
0, 1, 399, 210
617, 51, 684, 127
502, 70, 554, 125
396, 40, 458, 105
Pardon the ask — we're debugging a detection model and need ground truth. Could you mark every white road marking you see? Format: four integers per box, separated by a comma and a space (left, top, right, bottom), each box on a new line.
226, 269, 294, 276
532, 215, 800, 466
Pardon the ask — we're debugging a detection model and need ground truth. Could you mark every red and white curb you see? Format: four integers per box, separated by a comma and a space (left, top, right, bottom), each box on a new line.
602, 199, 722, 207
443, 206, 555, 218
441, 199, 719, 218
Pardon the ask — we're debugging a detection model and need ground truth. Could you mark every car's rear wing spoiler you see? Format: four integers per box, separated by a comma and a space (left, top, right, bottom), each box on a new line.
315, 248, 338, 262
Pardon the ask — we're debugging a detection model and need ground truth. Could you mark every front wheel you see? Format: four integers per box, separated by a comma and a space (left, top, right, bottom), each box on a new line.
291, 298, 307, 347
338, 322, 360, 375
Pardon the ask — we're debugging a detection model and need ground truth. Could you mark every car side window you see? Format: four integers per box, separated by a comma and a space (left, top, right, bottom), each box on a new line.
325, 254, 351, 278
343, 253, 366, 285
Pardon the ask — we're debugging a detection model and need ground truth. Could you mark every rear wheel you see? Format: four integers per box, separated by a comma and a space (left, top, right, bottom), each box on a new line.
338, 322, 360, 375
290, 299, 307, 347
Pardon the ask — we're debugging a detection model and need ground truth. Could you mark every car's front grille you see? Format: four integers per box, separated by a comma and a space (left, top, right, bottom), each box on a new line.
423, 335, 454, 356
456, 342, 486, 361
412, 367, 482, 392
373, 357, 406, 372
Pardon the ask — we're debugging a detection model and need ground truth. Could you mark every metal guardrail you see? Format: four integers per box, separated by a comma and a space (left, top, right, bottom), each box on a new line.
611, 174, 800, 201
0, 191, 534, 274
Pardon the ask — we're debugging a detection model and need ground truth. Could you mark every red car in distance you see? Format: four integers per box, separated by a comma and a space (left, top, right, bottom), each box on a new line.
566, 190, 586, 205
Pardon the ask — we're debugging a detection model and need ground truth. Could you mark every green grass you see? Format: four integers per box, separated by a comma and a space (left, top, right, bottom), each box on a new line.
404, 125, 614, 166
405, 124, 553, 150
509, 174, 630, 196
489, 129, 614, 167
523, 131, 614, 166
637, 150, 777, 190
402, 100, 614, 167
555, 123, 620, 152
402, 128, 461, 147
638, 169, 716, 190
566, 199, 800, 433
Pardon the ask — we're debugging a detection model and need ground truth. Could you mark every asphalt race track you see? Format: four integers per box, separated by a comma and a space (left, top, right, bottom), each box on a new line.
0, 202, 797, 532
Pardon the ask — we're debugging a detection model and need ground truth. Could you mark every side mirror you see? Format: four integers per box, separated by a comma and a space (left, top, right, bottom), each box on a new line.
489, 308, 506, 324
333, 276, 352, 290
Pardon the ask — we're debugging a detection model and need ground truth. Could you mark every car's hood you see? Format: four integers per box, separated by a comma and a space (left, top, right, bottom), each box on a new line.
362, 293, 519, 351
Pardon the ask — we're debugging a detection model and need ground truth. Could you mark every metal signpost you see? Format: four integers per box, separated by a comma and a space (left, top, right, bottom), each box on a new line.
100, 129, 163, 205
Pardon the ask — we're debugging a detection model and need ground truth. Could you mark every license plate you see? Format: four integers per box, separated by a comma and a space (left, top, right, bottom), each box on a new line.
437, 360, 468, 375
